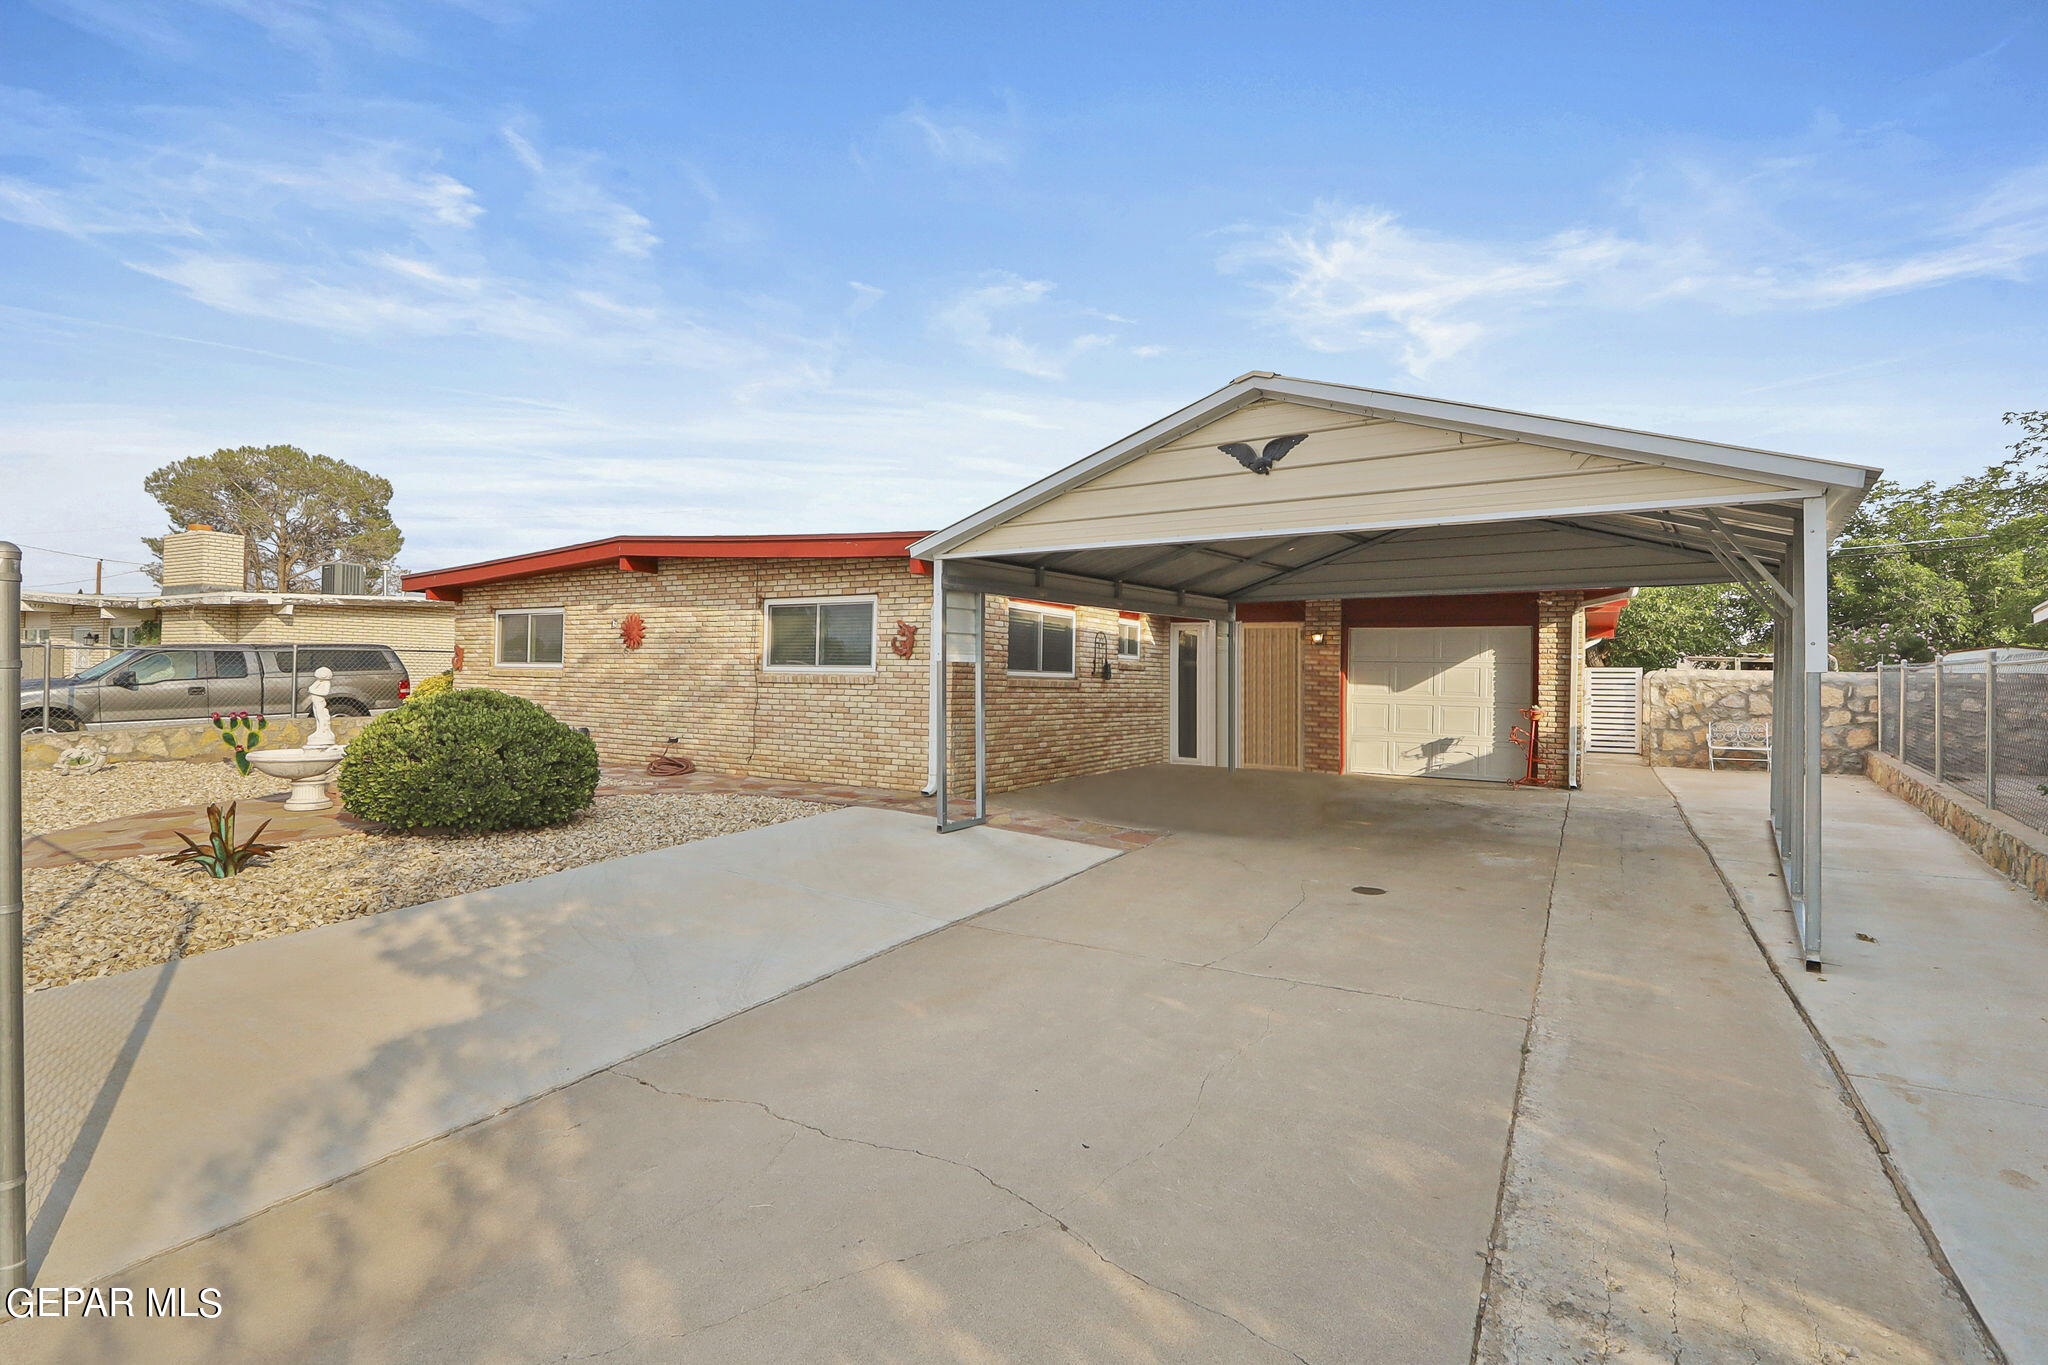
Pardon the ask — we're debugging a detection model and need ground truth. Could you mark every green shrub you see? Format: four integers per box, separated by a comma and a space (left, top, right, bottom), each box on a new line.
337, 688, 599, 831
407, 670, 455, 704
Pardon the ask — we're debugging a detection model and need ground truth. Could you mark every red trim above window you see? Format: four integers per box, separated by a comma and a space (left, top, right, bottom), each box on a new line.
403, 532, 932, 594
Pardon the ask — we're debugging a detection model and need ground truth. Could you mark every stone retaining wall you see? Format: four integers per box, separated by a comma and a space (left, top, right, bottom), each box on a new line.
1642, 669, 1878, 773
1868, 751, 2048, 903
19, 715, 372, 769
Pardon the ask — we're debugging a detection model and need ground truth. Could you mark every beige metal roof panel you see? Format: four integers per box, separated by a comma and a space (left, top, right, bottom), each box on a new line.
951, 434, 1796, 556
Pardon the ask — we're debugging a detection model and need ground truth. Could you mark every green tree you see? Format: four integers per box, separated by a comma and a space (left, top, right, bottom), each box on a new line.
1608, 412, 2048, 669
1604, 584, 1773, 669
141, 445, 404, 591
1829, 410, 2048, 665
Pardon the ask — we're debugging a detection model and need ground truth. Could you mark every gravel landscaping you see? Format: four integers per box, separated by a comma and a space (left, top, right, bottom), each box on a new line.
24, 760, 285, 836
23, 791, 831, 991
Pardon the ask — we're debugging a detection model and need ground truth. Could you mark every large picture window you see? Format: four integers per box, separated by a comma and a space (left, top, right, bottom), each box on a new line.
497, 608, 565, 666
1007, 603, 1075, 677
765, 596, 876, 670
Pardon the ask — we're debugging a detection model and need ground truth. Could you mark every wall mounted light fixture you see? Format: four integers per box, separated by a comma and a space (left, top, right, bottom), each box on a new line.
1308, 631, 1326, 646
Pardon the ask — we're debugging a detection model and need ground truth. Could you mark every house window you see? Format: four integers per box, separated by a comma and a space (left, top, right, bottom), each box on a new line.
108, 625, 139, 648
1008, 603, 1075, 677
497, 609, 565, 666
1117, 617, 1143, 660
764, 596, 876, 671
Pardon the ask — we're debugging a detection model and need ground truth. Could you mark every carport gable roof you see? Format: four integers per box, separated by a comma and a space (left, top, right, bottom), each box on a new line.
908, 375, 1882, 617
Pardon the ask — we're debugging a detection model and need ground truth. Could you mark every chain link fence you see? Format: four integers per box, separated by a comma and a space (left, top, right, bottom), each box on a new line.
1877, 648, 2048, 837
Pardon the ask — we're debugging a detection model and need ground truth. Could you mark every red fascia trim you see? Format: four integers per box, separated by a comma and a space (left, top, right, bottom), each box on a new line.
402, 532, 932, 593
1341, 592, 1540, 628
1008, 598, 1077, 613
1585, 598, 1626, 642
1235, 601, 1306, 623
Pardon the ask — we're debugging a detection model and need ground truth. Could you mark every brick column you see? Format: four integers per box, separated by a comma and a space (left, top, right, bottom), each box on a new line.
1532, 592, 1582, 788
1302, 599, 1344, 773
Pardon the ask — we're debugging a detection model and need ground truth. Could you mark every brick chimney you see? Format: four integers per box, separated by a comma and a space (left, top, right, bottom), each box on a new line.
160, 525, 248, 593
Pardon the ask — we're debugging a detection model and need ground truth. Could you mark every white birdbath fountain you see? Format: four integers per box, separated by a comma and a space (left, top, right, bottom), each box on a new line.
248, 666, 348, 812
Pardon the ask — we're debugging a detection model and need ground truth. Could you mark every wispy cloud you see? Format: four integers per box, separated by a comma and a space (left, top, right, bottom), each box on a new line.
1229, 151, 2048, 374
931, 274, 1118, 379
881, 100, 1015, 169
32, 0, 527, 64
501, 123, 658, 257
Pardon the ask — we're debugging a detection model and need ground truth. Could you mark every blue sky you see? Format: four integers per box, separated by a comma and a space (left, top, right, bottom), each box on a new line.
2, 0, 2043, 592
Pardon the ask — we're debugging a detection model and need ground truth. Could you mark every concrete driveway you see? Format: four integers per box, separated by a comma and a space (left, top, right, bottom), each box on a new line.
2, 764, 1996, 1363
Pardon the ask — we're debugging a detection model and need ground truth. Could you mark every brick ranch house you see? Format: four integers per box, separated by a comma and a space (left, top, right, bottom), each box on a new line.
402, 528, 1620, 796
403, 375, 1876, 878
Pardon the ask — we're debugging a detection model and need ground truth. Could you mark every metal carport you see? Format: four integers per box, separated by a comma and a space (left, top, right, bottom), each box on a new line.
909, 373, 1881, 968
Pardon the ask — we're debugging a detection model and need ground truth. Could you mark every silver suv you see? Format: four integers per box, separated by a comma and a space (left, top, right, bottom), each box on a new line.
21, 644, 410, 732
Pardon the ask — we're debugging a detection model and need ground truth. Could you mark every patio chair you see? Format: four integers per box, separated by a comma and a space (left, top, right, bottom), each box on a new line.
1706, 719, 1771, 770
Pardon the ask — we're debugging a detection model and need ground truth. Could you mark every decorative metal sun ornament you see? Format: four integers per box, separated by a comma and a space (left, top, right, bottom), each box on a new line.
1218, 433, 1308, 474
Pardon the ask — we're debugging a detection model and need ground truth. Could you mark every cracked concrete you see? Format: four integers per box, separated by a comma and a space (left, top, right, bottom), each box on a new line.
1663, 766, 2048, 1363
0, 762, 2003, 1363
1476, 759, 1996, 1364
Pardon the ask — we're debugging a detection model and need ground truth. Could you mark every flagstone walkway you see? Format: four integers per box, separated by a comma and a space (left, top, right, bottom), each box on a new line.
23, 766, 1163, 871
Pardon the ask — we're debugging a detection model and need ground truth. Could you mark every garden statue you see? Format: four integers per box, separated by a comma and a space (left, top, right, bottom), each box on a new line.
53, 740, 109, 777
306, 666, 338, 749
247, 666, 348, 811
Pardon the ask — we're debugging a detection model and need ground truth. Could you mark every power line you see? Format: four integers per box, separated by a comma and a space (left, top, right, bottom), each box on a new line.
14, 543, 153, 567
1834, 534, 1997, 555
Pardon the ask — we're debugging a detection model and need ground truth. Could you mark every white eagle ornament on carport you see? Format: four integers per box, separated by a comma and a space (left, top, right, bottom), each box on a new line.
1218, 433, 1309, 474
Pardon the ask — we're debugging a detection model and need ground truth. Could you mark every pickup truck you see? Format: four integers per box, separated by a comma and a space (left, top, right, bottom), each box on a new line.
20, 644, 410, 732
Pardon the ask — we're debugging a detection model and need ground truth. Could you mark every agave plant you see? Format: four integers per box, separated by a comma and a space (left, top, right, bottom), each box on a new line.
163, 802, 285, 879
213, 711, 268, 776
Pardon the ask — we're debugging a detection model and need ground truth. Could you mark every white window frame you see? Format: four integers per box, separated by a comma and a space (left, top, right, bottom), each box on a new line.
1116, 616, 1143, 661
1007, 602, 1078, 679
762, 594, 879, 673
495, 607, 565, 668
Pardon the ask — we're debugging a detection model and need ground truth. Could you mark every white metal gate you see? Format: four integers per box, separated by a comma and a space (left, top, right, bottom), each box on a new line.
1585, 667, 1642, 754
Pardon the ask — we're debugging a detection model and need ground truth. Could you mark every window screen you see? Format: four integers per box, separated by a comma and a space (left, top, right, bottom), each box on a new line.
766, 600, 875, 669
1008, 607, 1075, 675
497, 611, 564, 665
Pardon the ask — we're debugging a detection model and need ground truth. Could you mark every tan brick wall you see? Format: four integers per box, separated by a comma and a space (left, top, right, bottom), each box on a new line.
1532, 592, 1582, 788
159, 601, 456, 681
160, 528, 248, 591
945, 603, 1167, 799
1302, 601, 1345, 773
448, 557, 1171, 794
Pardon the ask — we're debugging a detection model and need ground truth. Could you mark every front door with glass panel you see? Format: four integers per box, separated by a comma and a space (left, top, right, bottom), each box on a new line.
1168, 622, 1215, 764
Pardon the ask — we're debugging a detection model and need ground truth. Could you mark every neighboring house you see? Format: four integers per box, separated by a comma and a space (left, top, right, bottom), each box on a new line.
2033, 597, 2047, 626
18, 526, 455, 682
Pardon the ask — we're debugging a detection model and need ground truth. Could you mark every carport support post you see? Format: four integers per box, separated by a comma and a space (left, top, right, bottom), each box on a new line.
1, 542, 29, 1293
1796, 496, 1829, 967
929, 559, 988, 833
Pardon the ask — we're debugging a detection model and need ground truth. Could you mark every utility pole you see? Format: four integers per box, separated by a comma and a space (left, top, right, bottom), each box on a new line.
93, 559, 102, 595
1, 541, 29, 1293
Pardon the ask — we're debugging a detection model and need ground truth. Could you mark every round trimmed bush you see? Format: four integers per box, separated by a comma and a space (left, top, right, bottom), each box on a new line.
337, 688, 599, 831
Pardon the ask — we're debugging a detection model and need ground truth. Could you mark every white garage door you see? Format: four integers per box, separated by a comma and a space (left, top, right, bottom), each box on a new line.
1346, 626, 1534, 782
